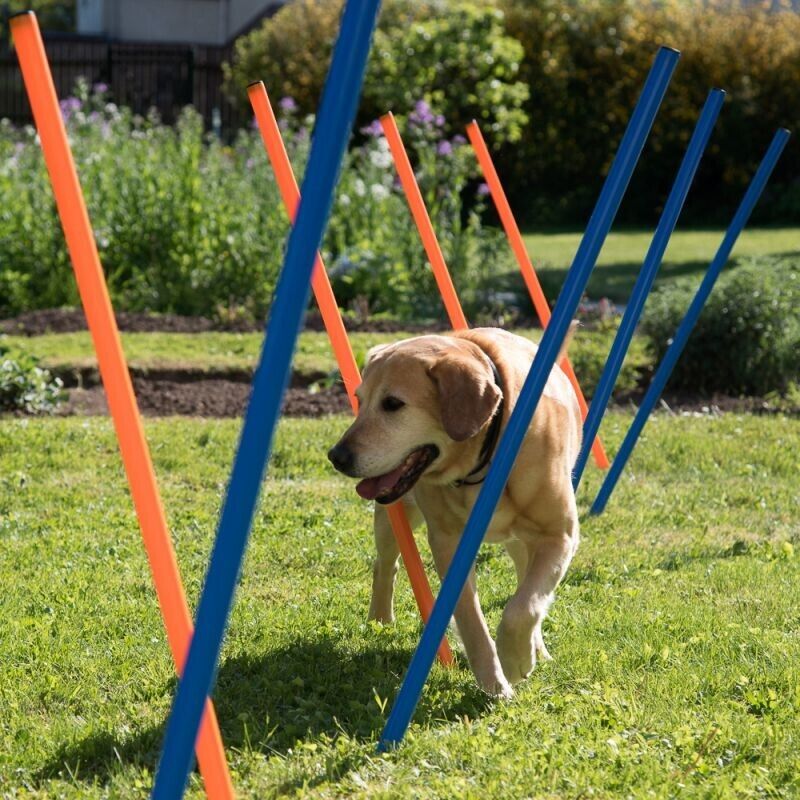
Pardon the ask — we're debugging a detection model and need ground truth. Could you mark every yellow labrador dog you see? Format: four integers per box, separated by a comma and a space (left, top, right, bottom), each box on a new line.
328, 327, 581, 698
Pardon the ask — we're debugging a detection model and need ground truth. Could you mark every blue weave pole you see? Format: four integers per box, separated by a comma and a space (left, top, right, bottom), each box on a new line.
591, 127, 790, 516
377, 45, 680, 752
150, 2, 382, 796
571, 88, 726, 490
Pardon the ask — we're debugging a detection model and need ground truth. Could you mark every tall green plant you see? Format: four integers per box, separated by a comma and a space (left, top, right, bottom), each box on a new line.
0, 84, 509, 322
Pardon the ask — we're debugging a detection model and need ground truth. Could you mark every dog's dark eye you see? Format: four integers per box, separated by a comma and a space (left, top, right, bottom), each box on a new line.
382, 395, 405, 412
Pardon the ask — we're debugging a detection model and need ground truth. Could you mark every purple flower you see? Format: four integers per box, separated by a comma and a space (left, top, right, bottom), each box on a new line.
250, 115, 259, 130
452, 134, 466, 145
279, 96, 298, 112
477, 182, 490, 196
59, 97, 81, 119
409, 99, 434, 127
360, 119, 383, 138
437, 140, 453, 157
93, 82, 109, 95
435, 114, 445, 127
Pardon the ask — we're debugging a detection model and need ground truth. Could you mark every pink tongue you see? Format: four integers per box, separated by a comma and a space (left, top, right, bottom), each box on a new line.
356, 463, 407, 500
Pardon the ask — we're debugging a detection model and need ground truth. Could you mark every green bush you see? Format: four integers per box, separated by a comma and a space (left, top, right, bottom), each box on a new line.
641, 255, 800, 396
326, 104, 509, 319
0, 81, 288, 319
499, 0, 800, 225
224, 0, 529, 146
0, 82, 509, 321
0, 339, 64, 413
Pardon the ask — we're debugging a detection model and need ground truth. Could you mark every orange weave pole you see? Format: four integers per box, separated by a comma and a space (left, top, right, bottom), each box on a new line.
247, 82, 453, 667
466, 121, 610, 470
10, 13, 235, 798
380, 112, 469, 331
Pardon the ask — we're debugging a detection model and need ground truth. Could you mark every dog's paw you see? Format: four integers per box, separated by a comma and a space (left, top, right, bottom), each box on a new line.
367, 607, 395, 624
496, 624, 535, 685
481, 673, 514, 700
534, 628, 552, 662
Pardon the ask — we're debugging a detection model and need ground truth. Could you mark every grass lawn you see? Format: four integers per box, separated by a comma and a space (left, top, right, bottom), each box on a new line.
523, 227, 799, 303
2, 328, 651, 397
1, 413, 799, 798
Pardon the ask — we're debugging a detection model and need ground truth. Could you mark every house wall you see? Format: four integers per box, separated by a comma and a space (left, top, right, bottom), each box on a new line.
77, 0, 287, 45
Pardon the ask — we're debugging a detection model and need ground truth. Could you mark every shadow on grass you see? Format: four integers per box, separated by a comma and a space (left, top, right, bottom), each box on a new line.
536, 259, 712, 304
33, 635, 490, 789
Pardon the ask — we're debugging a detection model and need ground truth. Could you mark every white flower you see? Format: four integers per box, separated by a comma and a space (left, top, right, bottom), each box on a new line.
354, 178, 366, 197
340, 194, 351, 206
370, 183, 389, 201
369, 145, 393, 169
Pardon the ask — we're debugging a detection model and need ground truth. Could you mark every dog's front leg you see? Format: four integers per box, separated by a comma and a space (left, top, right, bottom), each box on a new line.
368, 499, 423, 623
496, 526, 577, 685
427, 526, 512, 698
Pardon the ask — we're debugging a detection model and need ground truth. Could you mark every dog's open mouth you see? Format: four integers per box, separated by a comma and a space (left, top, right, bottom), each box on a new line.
356, 444, 439, 504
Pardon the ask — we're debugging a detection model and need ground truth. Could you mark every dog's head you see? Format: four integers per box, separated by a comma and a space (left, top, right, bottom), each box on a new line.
328, 335, 501, 504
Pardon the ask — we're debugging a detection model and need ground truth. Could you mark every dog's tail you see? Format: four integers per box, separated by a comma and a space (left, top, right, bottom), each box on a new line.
557, 320, 580, 362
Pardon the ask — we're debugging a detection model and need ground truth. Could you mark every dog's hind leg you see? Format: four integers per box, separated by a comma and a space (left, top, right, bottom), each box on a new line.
368, 498, 423, 623
505, 538, 530, 584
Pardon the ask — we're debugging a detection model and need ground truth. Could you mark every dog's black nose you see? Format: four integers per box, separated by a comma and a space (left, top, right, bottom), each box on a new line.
328, 442, 354, 475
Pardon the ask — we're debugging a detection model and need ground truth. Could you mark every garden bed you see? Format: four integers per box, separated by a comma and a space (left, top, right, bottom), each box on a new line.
59, 379, 350, 418
0, 308, 449, 337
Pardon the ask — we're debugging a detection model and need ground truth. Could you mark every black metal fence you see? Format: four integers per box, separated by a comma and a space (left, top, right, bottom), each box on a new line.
0, 34, 249, 134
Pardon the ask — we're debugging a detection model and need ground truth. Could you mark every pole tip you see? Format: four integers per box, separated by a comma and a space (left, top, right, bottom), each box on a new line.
658, 45, 681, 56
246, 80, 264, 89
8, 9, 35, 20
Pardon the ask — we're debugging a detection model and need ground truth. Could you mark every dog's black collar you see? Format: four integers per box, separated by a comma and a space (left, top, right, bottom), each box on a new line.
453, 356, 504, 488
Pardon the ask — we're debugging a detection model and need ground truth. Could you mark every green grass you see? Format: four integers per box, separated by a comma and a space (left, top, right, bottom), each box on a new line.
1, 413, 799, 798
2, 327, 651, 396
523, 227, 800, 303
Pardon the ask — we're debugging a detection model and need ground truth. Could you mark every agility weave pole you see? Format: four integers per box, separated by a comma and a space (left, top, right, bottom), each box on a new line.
570, 88, 726, 490
151, 2, 383, 796
247, 80, 453, 667
8, 12, 235, 799
590, 127, 790, 516
378, 46, 681, 750
465, 121, 610, 470
380, 111, 470, 330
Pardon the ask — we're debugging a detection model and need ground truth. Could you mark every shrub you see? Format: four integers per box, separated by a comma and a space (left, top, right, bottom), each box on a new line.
499, 0, 800, 226
0, 81, 289, 319
641, 255, 800, 396
0, 83, 509, 321
324, 102, 510, 319
0, 340, 64, 414
224, 0, 529, 146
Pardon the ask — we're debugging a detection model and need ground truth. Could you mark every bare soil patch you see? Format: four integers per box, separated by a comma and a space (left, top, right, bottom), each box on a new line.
1, 308, 449, 336
59, 379, 349, 418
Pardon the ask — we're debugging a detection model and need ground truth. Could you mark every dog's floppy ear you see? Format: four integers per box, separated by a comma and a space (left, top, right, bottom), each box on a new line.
429, 349, 502, 441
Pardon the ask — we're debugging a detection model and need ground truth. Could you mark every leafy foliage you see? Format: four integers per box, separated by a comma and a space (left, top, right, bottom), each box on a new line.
499, 0, 800, 225
0, 83, 507, 321
0, 339, 63, 413
224, 0, 529, 146
0, 0, 74, 40
641, 255, 800, 396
